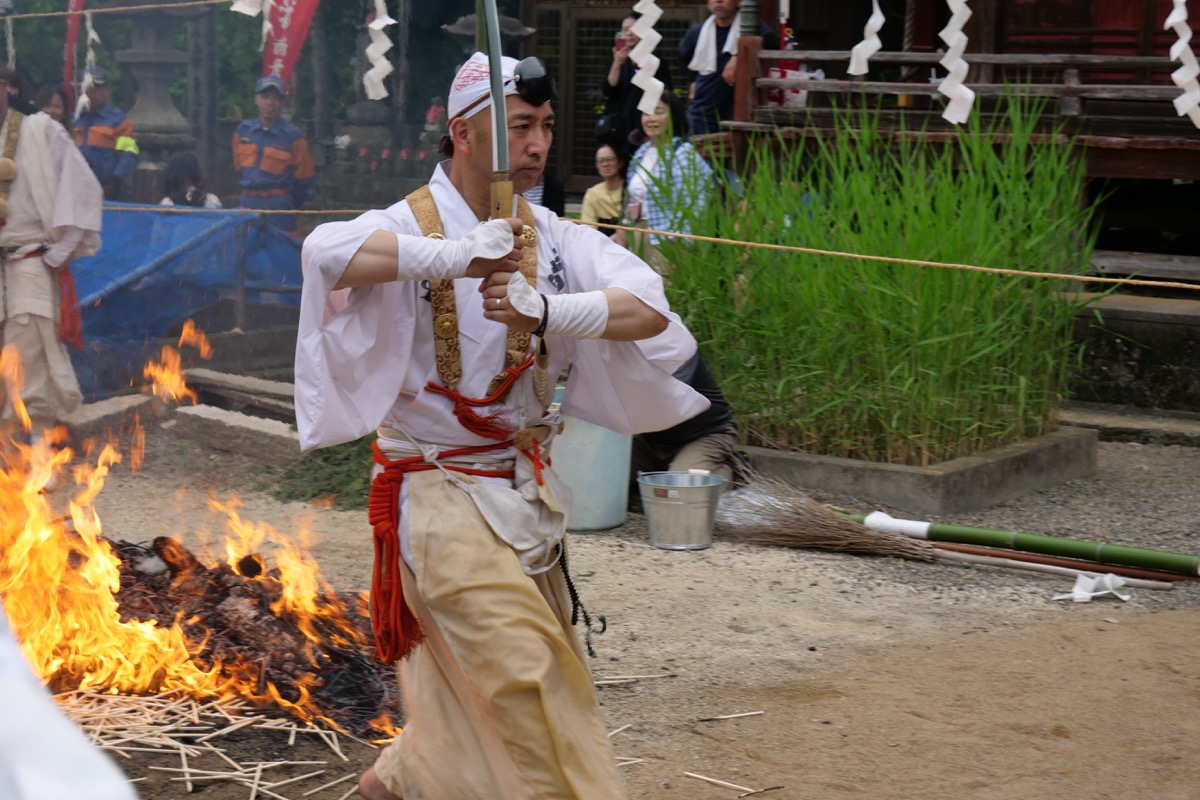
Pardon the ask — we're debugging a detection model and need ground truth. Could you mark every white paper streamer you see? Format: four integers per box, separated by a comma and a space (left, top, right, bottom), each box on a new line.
936, 0, 975, 124
362, 0, 396, 101
1165, 0, 1200, 128
5, 18, 13, 69
630, 0, 665, 115
73, 11, 102, 117
1053, 573, 1132, 603
230, 0, 274, 50
847, 0, 884, 76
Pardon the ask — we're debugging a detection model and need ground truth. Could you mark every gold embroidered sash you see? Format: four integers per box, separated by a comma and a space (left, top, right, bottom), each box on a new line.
0, 110, 24, 218
405, 185, 538, 396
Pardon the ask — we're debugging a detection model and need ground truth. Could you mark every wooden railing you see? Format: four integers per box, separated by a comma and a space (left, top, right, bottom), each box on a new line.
707, 42, 1200, 182
751, 50, 1189, 120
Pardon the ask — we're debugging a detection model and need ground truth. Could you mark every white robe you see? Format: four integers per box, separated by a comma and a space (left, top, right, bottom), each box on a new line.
0, 111, 102, 321
0, 111, 102, 428
295, 160, 708, 454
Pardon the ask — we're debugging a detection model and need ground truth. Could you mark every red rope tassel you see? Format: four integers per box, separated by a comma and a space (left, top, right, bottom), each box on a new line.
366, 439, 516, 664
426, 352, 537, 441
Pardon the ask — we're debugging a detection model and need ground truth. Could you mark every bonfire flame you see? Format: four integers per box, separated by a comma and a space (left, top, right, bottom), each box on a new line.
0, 329, 395, 735
142, 319, 214, 404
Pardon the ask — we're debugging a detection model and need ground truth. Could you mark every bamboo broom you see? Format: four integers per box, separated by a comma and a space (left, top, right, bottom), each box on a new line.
715, 474, 936, 562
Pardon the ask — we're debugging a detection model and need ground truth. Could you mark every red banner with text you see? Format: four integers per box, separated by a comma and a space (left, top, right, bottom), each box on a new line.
262, 0, 322, 88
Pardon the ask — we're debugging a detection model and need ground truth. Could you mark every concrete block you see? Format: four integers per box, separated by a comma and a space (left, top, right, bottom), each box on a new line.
185, 368, 294, 400
746, 426, 1098, 516
172, 404, 302, 465
62, 394, 160, 443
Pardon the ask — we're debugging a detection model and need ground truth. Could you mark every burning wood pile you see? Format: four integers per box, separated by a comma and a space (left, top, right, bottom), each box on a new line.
0, 329, 397, 741
105, 533, 396, 737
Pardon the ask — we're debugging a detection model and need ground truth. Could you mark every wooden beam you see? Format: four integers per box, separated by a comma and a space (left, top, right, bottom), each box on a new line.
757, 50, 1176, 69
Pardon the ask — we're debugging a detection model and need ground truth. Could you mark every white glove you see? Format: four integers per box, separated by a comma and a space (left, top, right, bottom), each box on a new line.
507, 271, 609, 339
396, 218, 516, 282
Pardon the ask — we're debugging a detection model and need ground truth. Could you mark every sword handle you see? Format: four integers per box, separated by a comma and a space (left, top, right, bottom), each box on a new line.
490, 173, 514, 220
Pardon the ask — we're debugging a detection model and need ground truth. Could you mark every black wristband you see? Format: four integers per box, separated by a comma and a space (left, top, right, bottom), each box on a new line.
533, 292, 549, 338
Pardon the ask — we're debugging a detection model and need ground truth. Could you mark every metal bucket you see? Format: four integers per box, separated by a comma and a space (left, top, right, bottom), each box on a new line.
636, 471, 725, 550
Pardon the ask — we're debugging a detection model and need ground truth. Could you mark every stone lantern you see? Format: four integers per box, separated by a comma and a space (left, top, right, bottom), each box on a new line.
93, 0, 209, 202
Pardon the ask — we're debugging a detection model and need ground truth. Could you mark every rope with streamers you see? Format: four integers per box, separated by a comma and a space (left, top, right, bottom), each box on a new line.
629, 0, 665, 115
1165, 0, 1200, 129
847, 0, 884, 76
229, 0, 275, 50
362, 0, 396, 101
936, 0, 975, 124
73, 11, 102, 117
89, 204, 1200, 295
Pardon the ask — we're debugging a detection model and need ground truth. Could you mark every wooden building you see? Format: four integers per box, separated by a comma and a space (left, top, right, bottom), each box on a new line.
720, 0, 1200, 274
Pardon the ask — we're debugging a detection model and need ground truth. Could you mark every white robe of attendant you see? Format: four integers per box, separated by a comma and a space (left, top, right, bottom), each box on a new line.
0, 111, 102, 428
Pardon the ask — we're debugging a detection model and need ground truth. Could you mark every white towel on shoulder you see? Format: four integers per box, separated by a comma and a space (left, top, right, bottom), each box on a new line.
687, 12, 741, 76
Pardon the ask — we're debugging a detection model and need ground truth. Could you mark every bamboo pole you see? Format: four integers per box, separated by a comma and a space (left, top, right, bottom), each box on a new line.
933, 548, 1175, 590
847, 512, 1200, 576
933, 541, 1192, 584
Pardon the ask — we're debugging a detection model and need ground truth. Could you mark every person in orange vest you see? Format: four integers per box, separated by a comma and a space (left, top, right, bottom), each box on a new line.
72, 67, 139, 200
233, 76, 315, 234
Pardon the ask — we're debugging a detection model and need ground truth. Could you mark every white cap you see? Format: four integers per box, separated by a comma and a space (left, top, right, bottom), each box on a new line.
448, 52, 520, 120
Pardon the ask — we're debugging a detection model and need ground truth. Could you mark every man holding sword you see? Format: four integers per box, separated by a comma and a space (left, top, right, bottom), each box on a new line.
296, 44, 707, 800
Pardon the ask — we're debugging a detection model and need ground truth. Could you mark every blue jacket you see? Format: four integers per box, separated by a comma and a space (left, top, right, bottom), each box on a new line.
73, 103, 139, 188
233, 117, 315, 207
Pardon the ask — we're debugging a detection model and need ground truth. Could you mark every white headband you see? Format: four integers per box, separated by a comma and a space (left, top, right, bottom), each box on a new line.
448, 52, 520, 120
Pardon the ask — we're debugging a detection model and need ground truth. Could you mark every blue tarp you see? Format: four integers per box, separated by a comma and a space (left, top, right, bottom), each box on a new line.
69, 203, 303, 401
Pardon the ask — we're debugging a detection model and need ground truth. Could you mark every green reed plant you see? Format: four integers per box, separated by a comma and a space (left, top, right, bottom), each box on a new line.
655, 99, 1099, 465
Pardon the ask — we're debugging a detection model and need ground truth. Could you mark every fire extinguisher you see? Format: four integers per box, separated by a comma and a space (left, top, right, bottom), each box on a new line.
768, 0, 800, 107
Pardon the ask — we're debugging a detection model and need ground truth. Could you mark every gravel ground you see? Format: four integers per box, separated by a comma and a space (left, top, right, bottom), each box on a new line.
71, 431, 1200, 799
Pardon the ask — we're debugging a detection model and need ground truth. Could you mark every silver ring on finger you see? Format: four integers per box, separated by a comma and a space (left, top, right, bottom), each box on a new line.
494, 297, 502, 310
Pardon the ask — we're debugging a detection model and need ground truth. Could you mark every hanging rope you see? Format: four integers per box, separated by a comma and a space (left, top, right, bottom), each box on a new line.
12, 0, 229, 19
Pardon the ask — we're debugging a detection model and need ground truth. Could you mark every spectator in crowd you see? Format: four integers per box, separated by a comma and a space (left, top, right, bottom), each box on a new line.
160, 152, 222, 209
33, 84, 70, 136
678, 0, 777, 136
598, 13, 673, 155
0, 66, 103, 440
73, 66, 139, 200
581, 144, 626, 237
621, 91, 712, 269
631, 351, 741, 494
5, 70, 36, 115
520, 170, 565, 217
233, 75, 315, 234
